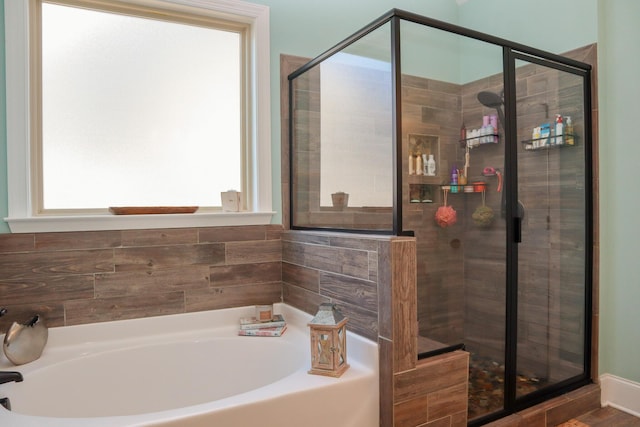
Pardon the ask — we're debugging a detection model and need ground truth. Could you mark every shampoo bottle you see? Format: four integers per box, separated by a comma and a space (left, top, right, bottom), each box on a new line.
565, 116, 574, 145
416, 154, 423, 175
490, 114, 498, 133
486, 123, 495, 143
451, 164, 458, 185
555, 114, 564, 145
426, 154, 436, 176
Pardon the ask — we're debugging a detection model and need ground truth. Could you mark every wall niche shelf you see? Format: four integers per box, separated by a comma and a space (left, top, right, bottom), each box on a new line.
521, 134, 577, 151
408, 133, 439, 177
409, 183, 437, 203
407, 134, 440, 204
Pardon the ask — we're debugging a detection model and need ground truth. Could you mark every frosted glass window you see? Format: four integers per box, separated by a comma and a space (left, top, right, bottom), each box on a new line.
40, 2, 244, 210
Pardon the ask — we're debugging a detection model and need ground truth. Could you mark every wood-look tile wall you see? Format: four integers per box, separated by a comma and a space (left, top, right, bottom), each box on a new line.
0, 225, 283, 330
388, 238, 469, 427
394, 352, 469, 427
281, 230, 384, 341
401, 74, 466, 347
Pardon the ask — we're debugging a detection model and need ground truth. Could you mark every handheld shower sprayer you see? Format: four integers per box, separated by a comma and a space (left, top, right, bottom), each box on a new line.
477, 91, 505, 129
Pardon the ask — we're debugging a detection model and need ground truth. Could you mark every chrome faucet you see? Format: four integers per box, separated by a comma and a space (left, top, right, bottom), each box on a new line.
0, 309, 24, 383
2, 308, 48, 365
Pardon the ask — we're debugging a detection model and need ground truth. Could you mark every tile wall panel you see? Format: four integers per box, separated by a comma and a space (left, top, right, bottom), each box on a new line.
185, 282, 282, 312
35, 230, 122, 251
113, 244, 225, 271
120, 228, 198, 247
95, 266, 210, 297
0, 225, 283, 330
281, 230, 383, 341
0, 234, 35, 253
0, 249, 114, 279
282, 262, 319, 292
282, 282, 329, 315
64, 291, 186, 325
209, 262, 281, 287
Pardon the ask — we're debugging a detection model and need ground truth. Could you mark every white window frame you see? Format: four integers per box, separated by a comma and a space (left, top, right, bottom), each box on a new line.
5, 0, 273, 233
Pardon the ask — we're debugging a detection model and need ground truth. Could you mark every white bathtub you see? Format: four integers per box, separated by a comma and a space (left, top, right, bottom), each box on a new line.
0, 303, 379, 427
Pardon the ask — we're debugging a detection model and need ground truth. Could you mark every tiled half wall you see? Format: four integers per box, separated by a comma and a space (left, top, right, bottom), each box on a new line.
0, 225, 283, 330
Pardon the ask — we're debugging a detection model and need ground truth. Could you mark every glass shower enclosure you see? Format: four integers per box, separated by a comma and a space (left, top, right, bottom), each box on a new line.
288, 9, 592, 425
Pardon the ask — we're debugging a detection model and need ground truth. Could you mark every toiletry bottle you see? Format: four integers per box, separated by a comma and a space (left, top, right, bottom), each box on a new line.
422, 153, 428, 175
486, 123, 494, 143
565, 116, 574, 145
427, 154, 436, 176
408, 154, 415, 175
471, 129, 478, 147
541, 123, 551, 146
490, 114, 498, 134
451, 164, 458, 185
416, 153, 423, 175
533, 126, 541, 149
482, 115, 490, 144
555, 114, 564, 145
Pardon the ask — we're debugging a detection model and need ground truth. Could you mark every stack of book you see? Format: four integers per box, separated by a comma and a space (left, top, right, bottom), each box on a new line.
238, 313, 287, 337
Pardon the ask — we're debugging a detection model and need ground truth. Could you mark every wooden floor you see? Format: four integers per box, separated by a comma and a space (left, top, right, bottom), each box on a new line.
557, 407, 640, 427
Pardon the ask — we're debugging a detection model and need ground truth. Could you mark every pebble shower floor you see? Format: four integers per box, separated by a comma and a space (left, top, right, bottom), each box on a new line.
468, 354, 549, 420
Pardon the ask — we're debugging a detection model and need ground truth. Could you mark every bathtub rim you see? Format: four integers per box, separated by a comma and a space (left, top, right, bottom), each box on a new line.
0, 303, 379, 427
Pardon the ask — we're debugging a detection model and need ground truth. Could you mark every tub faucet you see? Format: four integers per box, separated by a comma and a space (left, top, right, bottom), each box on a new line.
0, 371, 23, 385
0, 371, 22, 411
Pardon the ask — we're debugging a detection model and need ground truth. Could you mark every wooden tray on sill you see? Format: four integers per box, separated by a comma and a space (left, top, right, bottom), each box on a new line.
108, 206, 199, 215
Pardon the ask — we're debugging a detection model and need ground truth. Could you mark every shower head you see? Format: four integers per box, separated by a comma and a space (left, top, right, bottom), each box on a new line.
477, 91, 503, 108
477, 90, 505, 131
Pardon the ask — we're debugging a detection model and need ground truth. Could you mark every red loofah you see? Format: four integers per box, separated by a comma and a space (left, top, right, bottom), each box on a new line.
435, 205, 457, 228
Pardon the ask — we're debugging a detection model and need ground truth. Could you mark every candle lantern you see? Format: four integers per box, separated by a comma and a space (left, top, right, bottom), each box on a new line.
308, 303, 349, 377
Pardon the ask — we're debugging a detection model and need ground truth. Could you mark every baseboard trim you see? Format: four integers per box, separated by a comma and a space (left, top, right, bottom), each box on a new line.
600, 373, 640, 417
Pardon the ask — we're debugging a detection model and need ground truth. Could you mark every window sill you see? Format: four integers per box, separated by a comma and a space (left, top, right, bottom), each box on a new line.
5, 211, 276, 233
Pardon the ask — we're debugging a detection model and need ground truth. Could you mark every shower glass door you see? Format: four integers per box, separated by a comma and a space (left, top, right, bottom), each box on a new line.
512, 53, 591, 403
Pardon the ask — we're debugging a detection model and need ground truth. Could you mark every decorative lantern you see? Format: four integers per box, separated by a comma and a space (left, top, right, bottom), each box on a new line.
308, 303, 349, 377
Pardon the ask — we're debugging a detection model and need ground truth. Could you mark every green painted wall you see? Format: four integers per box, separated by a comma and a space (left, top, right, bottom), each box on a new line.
458, 0, 597, 54
597, 0, 640, 384
1, 0, 638, 387
457, 0, 598, 83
